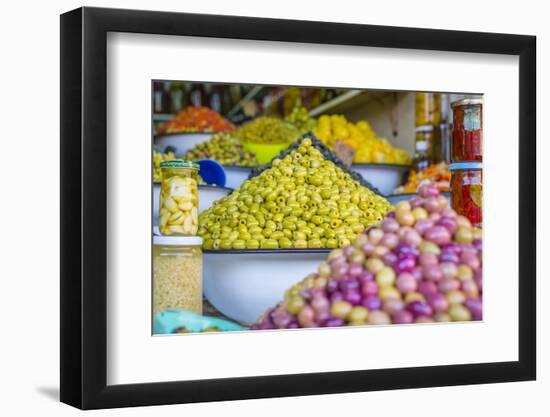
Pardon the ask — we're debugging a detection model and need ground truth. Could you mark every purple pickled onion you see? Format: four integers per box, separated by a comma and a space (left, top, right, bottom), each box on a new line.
409, 197, 424, 208
418, 280, 438, 295
309, 287, 326, 299
287, 321, 300, 329
315, 310, 331, 323
357, 271, 374, 284
362, 295, 382, 310
329, 254, 347, 267
460, 245, 478, 257
395, 242, 420, 257
343, 245, 354, 257
326, 279, 339, 293
331, 264, 349, 279
411, 267, 423, 281
438, 278, 460, 293
427, 294, 449, 312
419, 252, 438, 266
273, 312, 293, 328
395, 254, 416, 273
383, 251, 399, 266
387, 211, 396, 218
419, 183, 439, 197
348, 262, 363, 277
437, 217, 457, 235
465, 298, 483, 321
330, 291, 344, 304
311, 295, 330, 312
415, 219, 434, 235
382, 217, 400, 233
422, 264, 443, 282
407, 300, 434, 318
322, 317, 345, 327
473, 239, 482, 251
383, 299, 405, 314
441, 242, 461, 254
392, 310, 414, 324
361, 280, 378, 296
361, 242, 376, 255
339, 277, 359, 292
439, 251, 460, 264
343, 289, 362, 305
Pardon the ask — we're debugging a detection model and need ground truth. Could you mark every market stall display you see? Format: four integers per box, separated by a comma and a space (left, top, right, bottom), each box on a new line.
313, 115, 411, 165
251, 184, 482, 329
158, 160, 200, 236
198, 136, 392, 250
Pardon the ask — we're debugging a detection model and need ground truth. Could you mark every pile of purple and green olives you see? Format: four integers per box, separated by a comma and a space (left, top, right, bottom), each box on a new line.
251, 184, 482, 329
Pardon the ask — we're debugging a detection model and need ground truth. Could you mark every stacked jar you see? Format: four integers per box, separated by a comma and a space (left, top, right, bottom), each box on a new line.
449, 98, 483, 227
153, 159, 204, 317
414, 93, 448, 166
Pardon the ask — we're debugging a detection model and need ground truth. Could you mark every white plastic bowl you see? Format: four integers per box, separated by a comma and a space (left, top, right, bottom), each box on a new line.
203, 249, 329, 324
154, 132, 214, 156
153, 183, 232, 225
351, 163, 410, 195
223, 165, 253, 189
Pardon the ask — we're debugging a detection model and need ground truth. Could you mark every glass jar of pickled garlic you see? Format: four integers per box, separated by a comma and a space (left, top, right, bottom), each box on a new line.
153, 235, 203, 315
449, 162, 482, 227
159, 160, 200, 235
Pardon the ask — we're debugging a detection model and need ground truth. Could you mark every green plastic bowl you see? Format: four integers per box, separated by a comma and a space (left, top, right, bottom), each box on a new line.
243, 142, 290, 164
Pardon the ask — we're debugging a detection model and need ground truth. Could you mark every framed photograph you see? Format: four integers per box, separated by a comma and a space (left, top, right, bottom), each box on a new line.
60, 6, 536, 410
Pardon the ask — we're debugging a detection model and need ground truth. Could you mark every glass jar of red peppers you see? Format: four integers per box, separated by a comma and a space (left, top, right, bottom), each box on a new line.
451, 98, 483, 162
449, 162, 482, 227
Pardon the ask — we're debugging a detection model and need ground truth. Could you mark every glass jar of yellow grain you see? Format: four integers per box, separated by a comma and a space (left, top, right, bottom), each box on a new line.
153, 235, 203, 315
159, 159, 199, 235
415, 92, 441, 126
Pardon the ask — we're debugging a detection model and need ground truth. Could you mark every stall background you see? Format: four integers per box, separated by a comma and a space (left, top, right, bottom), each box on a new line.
0, 0, 545, 415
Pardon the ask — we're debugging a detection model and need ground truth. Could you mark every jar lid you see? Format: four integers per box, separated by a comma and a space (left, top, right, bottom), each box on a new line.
415, 125, 434, 133
451, 98, 483, 108
160, 159, 200, 170
153, 235, 203, 246
448, 162, 483, 171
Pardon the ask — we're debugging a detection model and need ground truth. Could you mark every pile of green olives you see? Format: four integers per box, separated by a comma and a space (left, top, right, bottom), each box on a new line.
183, 133, 259, 167
198, 137, 393, 250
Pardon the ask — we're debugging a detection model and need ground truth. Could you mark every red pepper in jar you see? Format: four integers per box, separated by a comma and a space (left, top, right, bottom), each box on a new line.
451, 98, 482, 162
449, 162, 482, 227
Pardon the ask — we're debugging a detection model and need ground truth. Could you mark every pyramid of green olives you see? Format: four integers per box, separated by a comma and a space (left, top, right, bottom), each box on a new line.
198, 137, 392, 250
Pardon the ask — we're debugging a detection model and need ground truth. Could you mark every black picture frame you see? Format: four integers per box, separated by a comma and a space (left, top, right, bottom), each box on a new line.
60, 6, 536, 410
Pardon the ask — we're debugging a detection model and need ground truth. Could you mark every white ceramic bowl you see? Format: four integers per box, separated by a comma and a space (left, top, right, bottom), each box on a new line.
351, 163, 410, 195
203, 249, 329, 324
153, 183, 232, 225
223, 165, 253, 189
154, 132, 214, 156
